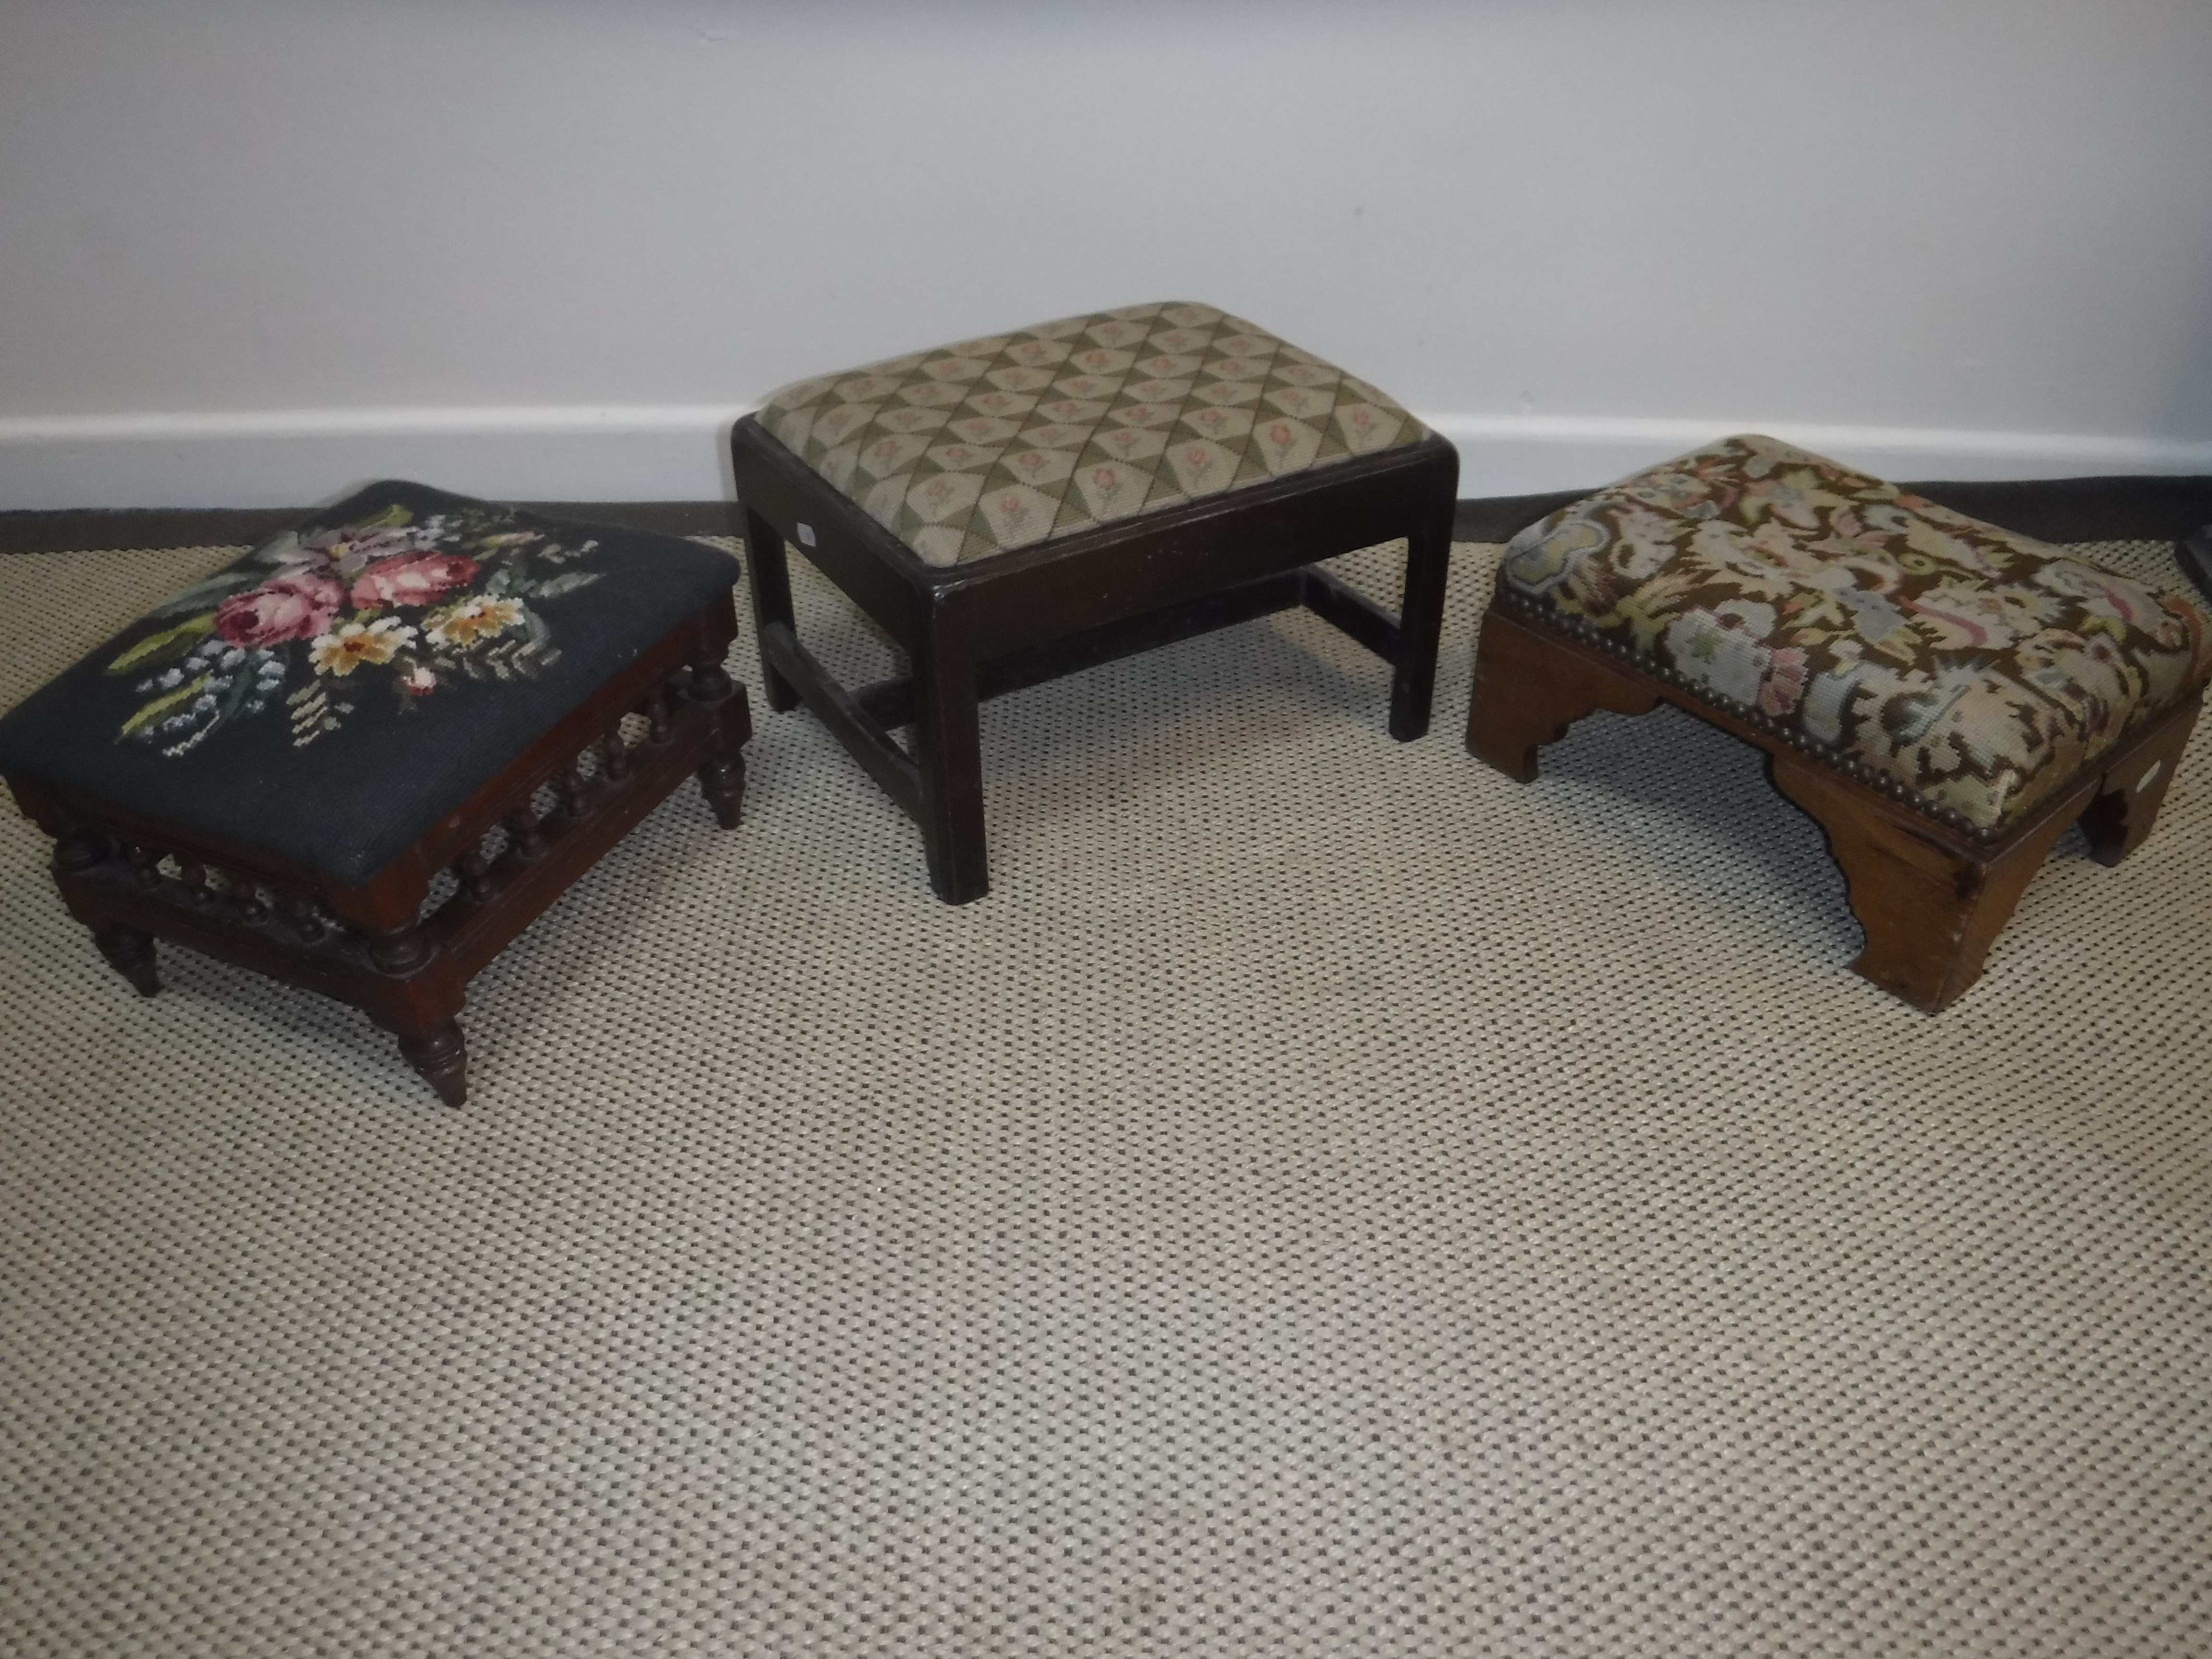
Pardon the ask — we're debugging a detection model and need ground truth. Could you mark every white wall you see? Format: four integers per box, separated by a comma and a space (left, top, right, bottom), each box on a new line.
3, 0, 2210, 508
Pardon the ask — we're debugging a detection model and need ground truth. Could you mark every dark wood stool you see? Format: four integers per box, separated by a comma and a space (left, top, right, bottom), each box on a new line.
731, 301, 1458, 903
1467, 435, 2211, 1011
0, 483, 751, 1104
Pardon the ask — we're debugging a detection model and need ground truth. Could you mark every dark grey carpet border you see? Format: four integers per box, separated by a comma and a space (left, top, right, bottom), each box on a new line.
1452, 474, 2212, 547
4, 476, 2210, 558
0, 501, 744, 556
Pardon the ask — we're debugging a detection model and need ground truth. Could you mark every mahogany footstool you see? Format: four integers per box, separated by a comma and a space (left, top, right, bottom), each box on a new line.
1467, 435, 2211, 1010
731, 300, 1458, 902
0, 481, 751, 1104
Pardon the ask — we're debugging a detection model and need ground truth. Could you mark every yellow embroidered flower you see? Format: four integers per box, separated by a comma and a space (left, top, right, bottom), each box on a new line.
308, 618, 415, 677
424, 596, 524, 648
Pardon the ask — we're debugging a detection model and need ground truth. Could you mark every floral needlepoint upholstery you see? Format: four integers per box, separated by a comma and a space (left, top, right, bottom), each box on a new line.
0, 481, 741, 883
1498, 435, 2212, 836
756, 301, 1427, 567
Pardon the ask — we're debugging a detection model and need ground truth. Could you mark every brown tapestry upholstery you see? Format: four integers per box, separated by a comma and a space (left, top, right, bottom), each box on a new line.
1498, 435, 2212, 836
755, 301, 1426, 567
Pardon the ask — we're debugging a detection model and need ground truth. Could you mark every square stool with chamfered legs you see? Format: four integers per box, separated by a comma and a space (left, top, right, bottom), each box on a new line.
730, 300, 1459, 903
0, 481, 751, 1105
1466, 435, 2212, 1010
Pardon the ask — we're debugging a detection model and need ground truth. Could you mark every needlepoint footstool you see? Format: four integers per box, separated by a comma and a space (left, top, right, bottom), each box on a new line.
1466, 435, 2211, 1011
730, 299, 1459, 903
0, 481, 751, 1104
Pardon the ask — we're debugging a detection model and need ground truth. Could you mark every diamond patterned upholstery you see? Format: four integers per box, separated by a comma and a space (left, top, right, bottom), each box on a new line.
755, 301, 1426, 567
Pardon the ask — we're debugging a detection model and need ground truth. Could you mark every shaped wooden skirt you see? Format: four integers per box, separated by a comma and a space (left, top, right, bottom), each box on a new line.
1466, 435, 2210, 1011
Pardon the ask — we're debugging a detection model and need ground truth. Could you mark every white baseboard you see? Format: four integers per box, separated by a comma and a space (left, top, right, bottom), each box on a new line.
0, 407, 748, 512
1429, 415, 2212, 498
3, 406, 2208, 512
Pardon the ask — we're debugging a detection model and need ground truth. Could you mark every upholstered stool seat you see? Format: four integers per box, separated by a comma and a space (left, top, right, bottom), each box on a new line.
1467, 434, 2211, 1009
0, 481, 752, 1102
732, 300, 1459, 902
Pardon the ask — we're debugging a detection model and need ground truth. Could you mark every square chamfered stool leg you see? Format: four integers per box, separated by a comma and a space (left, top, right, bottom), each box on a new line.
733, 414, 1458, 905
11, 593, 750, 1105
907, 608, 990, 905
1386, 491, 1459, 743
741, 506, 804, 716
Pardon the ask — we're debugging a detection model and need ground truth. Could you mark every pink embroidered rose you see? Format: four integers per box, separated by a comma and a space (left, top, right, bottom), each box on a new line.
214, 572, 344, 646
349, 552, 480, 611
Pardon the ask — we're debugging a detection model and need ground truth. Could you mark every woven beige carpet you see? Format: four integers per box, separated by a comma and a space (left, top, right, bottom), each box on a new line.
1, 533, 2206, 1656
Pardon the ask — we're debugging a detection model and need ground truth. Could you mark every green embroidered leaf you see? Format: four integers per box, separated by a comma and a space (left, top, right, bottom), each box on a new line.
356, 504, 413, 530
108, 614, 217, 674
143, 570, 264, 619
251, 530, 304, 566
215, 665, 255, 722
528, 571, 601, 602
119, 673, 210, 738
519, 603, 553, 650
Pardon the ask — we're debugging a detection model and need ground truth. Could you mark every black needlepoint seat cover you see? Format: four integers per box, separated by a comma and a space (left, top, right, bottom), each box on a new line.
0, 481, 742, 883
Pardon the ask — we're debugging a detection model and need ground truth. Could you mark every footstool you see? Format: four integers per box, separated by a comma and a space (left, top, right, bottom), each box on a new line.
1466, 435, 2212, 1010
730, 300, 1459, 902
0, 481, 751, 1103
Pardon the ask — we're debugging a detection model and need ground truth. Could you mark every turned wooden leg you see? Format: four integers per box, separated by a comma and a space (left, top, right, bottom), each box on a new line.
394, 1022, 469, 1108
2076, 693, 2200, 867
356, 915, 468, 1102
687, 644, 749, 830
1388, 498, 1457, 743
1465, 604, 1660, 781
1770, 753, 2078, 1012
365, 919, 435, 978
49, 829, 163, 996
697, 753, 745, 830
743, 508, 802, 713
91, 920, 162, 997
910, 618, 989, 904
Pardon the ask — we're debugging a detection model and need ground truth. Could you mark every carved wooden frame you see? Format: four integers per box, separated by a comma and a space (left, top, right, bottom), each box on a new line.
1466, 599, 2202, 1011
732, 415, 1460, 904
6, 593, 751, 1104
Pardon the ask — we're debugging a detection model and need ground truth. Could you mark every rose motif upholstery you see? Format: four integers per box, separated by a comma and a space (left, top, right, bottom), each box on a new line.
0, 481, 743, 882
